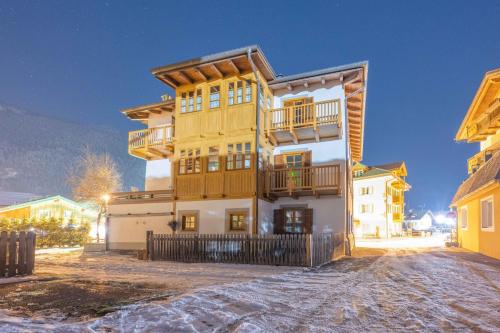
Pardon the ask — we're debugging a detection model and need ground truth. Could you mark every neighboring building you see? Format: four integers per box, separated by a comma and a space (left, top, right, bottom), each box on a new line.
452, 69, 500, 260
0, 191, 42, 208
405, 210, 435, 231
0, 195, 97, 224
352, 162, 410, 238
107, 46, 368, 253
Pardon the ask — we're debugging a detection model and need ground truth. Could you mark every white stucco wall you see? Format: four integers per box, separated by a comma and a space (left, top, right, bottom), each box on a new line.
145, 159, 172, 191
258, 199, 275, 234
176, 199, 254, 234
353, 175, 397, 238
107, 202, 173, 250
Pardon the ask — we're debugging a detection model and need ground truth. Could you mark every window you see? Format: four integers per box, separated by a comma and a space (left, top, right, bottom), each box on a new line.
181, 214, 197, 232
229, 212, 247, 231
258, 84, 264, 107
228, 80, 252, 106
245, 80, 252, 102
180, 89, 202, 113
286, 153, 303, 168
38, 209, 50, 219
360, 204, 374, 214
179, 148, 201, 174
360, 186, 373, 195
460, 206, 468, 229
227, 142, 251, 170
210, 86, 220, 108
196, 89, 202, 111
208, 146, 220, 172
64, 210, 73, 220
480, 198, 494, 230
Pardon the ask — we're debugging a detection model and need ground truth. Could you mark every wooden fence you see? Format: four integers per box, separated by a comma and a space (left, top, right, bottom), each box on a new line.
0, 231, 36, 278
146, 232, 341, 267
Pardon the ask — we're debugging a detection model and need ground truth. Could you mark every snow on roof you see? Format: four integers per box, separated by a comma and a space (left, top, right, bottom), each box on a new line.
0, 191, 42, 207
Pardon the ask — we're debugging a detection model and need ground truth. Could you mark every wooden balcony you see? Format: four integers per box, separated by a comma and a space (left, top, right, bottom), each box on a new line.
264, 164, 341, 199
467, 146, 498, 174
393, 212, 403, 222
392, 195, 402, 204
128, 125, 174, 160
266, 99, 341, 145
466, 98, 500, 142
109, 190, 174, 205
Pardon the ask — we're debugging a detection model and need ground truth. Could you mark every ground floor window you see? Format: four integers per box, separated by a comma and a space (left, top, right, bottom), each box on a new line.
460, 206, 468, 229
480, 197, 493, 230
225, 209, 249, 233
273, 207, 312, 234
180, 212, 198, 232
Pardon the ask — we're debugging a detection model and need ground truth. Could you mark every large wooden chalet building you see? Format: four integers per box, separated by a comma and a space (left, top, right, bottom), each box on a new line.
107, 46, 368, 256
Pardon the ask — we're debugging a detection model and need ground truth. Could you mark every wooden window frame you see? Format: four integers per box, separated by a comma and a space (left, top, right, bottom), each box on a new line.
225, 208, 249, 233
179, 210, 199, 233
209, 85, 220, 109
208, 146, 220, 172
480, 196, 494, 231
180, 89, 202, 114
178, 148, 201, 175
227, 79, 252, 106
226, 142, 251, 171
460, 206, 468, 230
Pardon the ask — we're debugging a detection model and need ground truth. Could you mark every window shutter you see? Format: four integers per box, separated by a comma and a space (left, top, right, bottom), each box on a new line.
274, 154, 285, 169
303, 151, 312, 167
304, 208, 313, 234
273, 209, 284, 234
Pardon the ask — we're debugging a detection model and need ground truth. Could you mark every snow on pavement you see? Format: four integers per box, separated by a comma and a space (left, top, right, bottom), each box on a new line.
1, 247, 499, 332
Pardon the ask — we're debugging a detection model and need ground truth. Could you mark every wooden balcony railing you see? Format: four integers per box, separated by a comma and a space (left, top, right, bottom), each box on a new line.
466, 98, 500, 141
392, 195, 402, 204
265, 164, 341, 197
467, 148, 497, 174
267, 99, 341, 132
109, 190, 174, 204
128, 125, 174, 159
393, 212, 403, 222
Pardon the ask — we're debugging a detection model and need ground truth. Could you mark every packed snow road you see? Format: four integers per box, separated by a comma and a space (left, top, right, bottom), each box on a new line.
0, 245, 499, 332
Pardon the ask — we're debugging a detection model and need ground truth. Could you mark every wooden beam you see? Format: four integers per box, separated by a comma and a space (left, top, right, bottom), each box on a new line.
227, 59, 240, 75
160, 74, 179, 87
210, 63, 223, 78
177, 71, 193, 84
290, 128, 298, 145
195, 67, 208, 81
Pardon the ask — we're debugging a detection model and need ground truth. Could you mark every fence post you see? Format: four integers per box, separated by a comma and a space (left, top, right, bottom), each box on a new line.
8, 231, 17, 277
18, 231, 26, 275
146, 231, 154, 261
0, 231, 7, 277
306, 234, 313, 267
26, 232, 35, 275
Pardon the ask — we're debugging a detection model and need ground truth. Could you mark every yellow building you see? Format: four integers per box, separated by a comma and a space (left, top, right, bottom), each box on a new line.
107, 46, 368, 252
452, 69, 500, 260
352, 162, 410, 238
0, 195, 97, 225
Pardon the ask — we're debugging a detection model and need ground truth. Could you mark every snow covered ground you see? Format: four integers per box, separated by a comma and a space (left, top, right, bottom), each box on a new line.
0, 240, 499, 332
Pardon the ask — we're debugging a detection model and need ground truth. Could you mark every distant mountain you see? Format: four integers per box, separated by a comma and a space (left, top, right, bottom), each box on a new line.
0, 103, 145, 197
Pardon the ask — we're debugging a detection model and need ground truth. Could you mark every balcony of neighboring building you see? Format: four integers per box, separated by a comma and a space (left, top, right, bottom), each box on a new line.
465, 98, 500, 142
109, 190, 174, 205
265, 98, 342, 146
392, 194, 402, 204
467, 143, 499, 174
128, 125, 174, 160
393, 212, 403, 222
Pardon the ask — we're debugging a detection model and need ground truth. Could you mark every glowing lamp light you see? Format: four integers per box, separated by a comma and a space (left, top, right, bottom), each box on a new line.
101, 194, 110, 203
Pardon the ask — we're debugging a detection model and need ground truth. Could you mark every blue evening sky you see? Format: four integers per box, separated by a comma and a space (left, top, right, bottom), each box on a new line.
1, 1, 499, 211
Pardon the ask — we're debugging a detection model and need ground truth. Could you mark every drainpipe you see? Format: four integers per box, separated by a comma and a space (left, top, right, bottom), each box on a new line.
248, 48, 261, 234
344, 87, 365, 254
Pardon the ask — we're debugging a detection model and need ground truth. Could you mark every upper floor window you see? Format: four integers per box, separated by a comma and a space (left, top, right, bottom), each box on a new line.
208, 146, 220, 172
359, 186, 373, 195
228, 80, 252, 106
227, 142, 251, 170
179, 148, 201, 174
480, 198, 493, 230
210, 86, 220, 108
181, 89, 202, 113
360, 204, 373, 214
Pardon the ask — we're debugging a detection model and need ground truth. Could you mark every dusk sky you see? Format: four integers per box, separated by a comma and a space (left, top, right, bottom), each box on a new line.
1, 0, 499, 211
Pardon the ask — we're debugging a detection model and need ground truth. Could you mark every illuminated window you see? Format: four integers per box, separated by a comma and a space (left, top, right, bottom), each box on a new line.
210, 86, 220, 108
480, 198, 493, 230
181, 214, 197, 232
208, 146, 220, 172
229, 212, 247, 231
179, 148, 201, 174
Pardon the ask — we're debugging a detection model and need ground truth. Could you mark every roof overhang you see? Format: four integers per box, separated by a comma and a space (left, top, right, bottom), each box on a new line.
121, 99, 175, 122
151, 45, 276, 88
456, 68, 500, 142
269, 61, 368, 162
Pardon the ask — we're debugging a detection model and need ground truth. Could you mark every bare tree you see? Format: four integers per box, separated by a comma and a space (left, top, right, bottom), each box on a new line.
67, 148, 122, 242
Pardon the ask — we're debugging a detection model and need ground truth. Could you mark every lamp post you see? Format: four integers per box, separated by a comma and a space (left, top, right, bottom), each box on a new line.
101, 194, 110, 250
